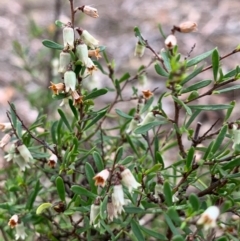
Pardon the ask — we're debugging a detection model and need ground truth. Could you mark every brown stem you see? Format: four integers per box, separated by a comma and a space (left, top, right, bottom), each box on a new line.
69, 0, 75, 27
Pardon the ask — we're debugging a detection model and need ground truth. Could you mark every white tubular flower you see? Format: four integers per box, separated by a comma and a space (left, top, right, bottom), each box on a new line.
107, 201, 118, 221
83, 6, 99, 18
134, 41, 145, 57
120, 168, 141, 192
63, 26, 74, 50
86, 58, 97, 75
15, 155, 31, 171
48, 153, 58, 168
126, 118, 139, 134
0, 122, 12, 132
80, 29, 99, 49
138, 112, 155, 126
93, 169, 110, 187
112, 184, 125, 215
15, 222, 27, 240
0, 133, 11, 148
17, 144, 33, 164
90, 204, 100, 227
64, 70, 76, 92
138, 73, 147, 86
59, 51, 71, 73
197, 206, 220, 230
76, 43, 89, 66
165, 34, 177, 49
8, 214, 19, 228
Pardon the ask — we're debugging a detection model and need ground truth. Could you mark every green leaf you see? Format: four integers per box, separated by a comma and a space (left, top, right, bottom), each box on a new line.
58, 109, 72, 132
85, 163, 97, 193
26, 180, 41, 210
42, 39, 63, 50
56, 176, 66, 201
55, 20, 65, 28
185, 110, 201, 128
115, 146, 123, 163
186, 147, 194, 171
164, 213, 179, 235
155, 151, 164, 169
83, 108, 108, 131
172, 96, 192, 115
134, 26, 145, 45
71, 185, 97, 199
181, 65, 204, 85
167, 207, 181, 226
69, 99, 78, 120
131, 220, 145, 241
100, 195, 108, 219
213, 85, 240, 94
186, 49, 214, 67
140, 226, 167, 240
115, 109, 133, 119
36, 203, 52, 215
189, 193, 200, 211
119, 72, 131, 83
188, 104, 231, 111
212, 49, 220, 81
222, 157, 240, 170
224, 100, 236, 122
163, 181, 173, 206
140, 96, 154, 114
84, 88, 108, 100
154, 63, 169, 77
145, 164, 162, 175
181, 79, 212, 93
172, 235, 185, 241
216, 237, 228, 241
186, 90, 199, 102
9, 103, 17, 127
134, 121, 167, 135
161, 50, 171, 71
209, 125, 227, 157
124, 206, 146, 214
92, 151, 104, 172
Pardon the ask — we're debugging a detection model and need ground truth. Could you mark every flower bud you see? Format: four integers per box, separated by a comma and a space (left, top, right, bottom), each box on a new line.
59, 51, 71, 73
120, 167, 141, 192
76, 43, 89, 66
165, 34, 177, 49
17, 144, 33, 164
64, 70, 76, 92
134, 41, 145, 57
176, 21, 197, 33
63, 26, 74, 50
90, 203, 100, 227
77, 28, 99, 49
83, 5, 99, 18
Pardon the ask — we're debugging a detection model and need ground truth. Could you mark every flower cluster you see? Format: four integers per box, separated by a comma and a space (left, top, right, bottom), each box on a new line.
49, 6, 102, 106
90, 166, 141, 224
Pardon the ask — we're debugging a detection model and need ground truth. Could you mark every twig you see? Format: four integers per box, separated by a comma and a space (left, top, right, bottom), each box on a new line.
69, 0, 75, 27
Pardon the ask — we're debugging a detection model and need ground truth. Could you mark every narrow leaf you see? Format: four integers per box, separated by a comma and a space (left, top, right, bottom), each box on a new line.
84, 88, 108, 100
186, 147, 194, 171
115, 109, 133, 119
131, 220, 145, 241
163, 181, 173, 206
181, 79, 211, 93
36, 203, 52, 215
181, 65, 204, 85
71, 185, 97, 199
189, 193, 200, 211
56, 176, 66, 201
154, 63, 169, 77
92, 151, 104, 172
58, 109, 72, 131
140, 226, 167, 240
212, 49, 219, 81
213, 85, 240, 94
186, 49, 214, 67
84, 109, 107, 130
26, 180, 41, 210
188, 104, 231, 111
85, 163, 97, 193
134, 121, 167, 135
42, 39, 63, 50
172, 96, 192, 115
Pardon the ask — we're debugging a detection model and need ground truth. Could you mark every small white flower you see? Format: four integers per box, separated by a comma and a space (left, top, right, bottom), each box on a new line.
120, 168, 141, 192
126, 118, 139, 134
107, 201, 118, 221
76, 43, 89, 66
90, 204, 100, 227
8, 214, 19, 228
112, 184, 125, 215
64, 70, 76, 92
197, 206, 220, 230
59, 51, 71, 73
63, 26, 74, 50
138, 112, 155, 126
93, 169, 110, 187
15, 222, 27, 240
48, 153, 58, 168
81, 30, 99, 49
17, 144, 33, 164
0, 122, 12, 132
134, 41, 145, 57
178, 21, 197, 33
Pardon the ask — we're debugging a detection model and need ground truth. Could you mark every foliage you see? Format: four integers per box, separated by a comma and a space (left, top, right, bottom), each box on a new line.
1, 1, 240, 241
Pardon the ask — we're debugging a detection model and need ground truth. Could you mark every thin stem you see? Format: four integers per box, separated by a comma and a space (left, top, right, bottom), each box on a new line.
69, 0, 75, 27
